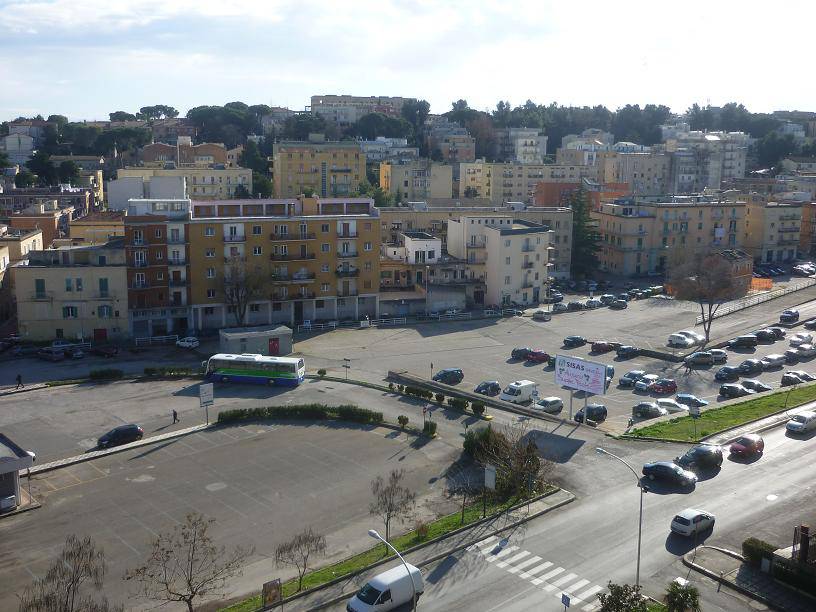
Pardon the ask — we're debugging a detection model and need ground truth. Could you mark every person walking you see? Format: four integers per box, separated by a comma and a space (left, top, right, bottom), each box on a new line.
172, 409, 179, 424
15, 374, 23, 389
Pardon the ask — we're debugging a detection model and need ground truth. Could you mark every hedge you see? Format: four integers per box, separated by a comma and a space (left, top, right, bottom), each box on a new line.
217, 404, 384, 425
423, 420, 437, 436
470, 401, 485, 416
143, 366, 200, 377
447, 397, 469, 411
404, 386, 433, 400
742, 537, 777, 567
89, 368, 124, 380
773, 561, 816, 597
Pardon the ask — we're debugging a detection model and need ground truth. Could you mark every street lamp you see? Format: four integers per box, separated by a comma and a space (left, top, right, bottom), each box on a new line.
595, 447, 647, 589
368, 529, 417, 611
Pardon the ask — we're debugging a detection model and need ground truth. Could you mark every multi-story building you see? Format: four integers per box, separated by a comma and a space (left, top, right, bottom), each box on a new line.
261, 107, 298, 135
598, 151, 671, 196
187, 197, 380, 329
800, 202, 816, 256
743, 200, 802, 264
116, 166, 252, 201
271, 138, 365, 198
0, 185, 92, 217
0, 245, 10, 325
1, 133, 34, 165
150, 118, 198, 144
5, 200, 73, 248
69, 211, 126, 244
0, 226, 43, 262
359, 138, 419, 163
107, 175, 187, 210
426, 118, 476, 165
310, 95, 410, 125
661, 124, 750, 192
562, 129, 614, 148
7, 119, 52, 147
447, 216, 551, 306
12, 239, 129, 342
781, 157, 816, 174
47, 156, 105, 205
592, 194, 746, 276
380, 160, 453, 201
494, 128, 548, 164
141, 140, 243, 168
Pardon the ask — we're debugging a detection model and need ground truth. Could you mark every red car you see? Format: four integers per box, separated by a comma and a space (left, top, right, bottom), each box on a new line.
651, 378, 678, 394
591, 341, 621, 354
527, 350, 551, 363
730, 434, 764, 456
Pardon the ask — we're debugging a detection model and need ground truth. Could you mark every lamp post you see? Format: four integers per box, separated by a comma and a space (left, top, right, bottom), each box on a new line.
368, 529, 417, 611
595, 447, 646, 589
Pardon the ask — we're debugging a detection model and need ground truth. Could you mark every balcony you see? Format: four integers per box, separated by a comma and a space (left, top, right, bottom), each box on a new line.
167, 236, 186, 244
132, 240, 144, 246
131, 281, 150, 289
778, 226, 800, 232
338, 289, 359, 297
271, 273, 316, 283
224, 234, 246, 242
521, 245, 536, 252
31, 292, 53, 301
224, 256, 247, 263
338, 231, 358, 238
521, 282, 535, 289
337, 251, 359, 258
269, 252, 316, 261
133, 261, 149, 268
169, 279, 187, 287
335, 269, 360, 277
168, 257, 186, 266
270, 232, 316, 241
270, 291, 316, 301
91, 292, 115, 300
779, 214, 801, 221
467, 241, 486, 249
522, 261, 534, 269
778, 238, 799, 246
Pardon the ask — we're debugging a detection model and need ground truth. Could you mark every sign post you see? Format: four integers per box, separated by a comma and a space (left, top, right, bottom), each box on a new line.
562, 592, 571, 610
554, 355, 607, 424
262, 579, 282, 607
199, 383, 214, 425
343, 358, 351, 380
690, 405, 701, 439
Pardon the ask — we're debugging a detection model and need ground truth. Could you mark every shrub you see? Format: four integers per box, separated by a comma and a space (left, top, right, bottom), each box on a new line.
317, 368, 327, 377
773, 561, 816, 597
398, 415, 409, 429
742, 537, 776, 567
217, 404, 383, 425
89, 368, 123, 380
471, 401, 485, 416
435, 392, 445, 403
447, 397, 469, 411
143, 367, 156, 376
422, 420, 437, 437
143, 366, 199, 378
414, 520, 430, 541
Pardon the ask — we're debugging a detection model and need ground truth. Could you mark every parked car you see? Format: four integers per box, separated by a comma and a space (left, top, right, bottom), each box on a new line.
65, 347, 85, 359
657, 398, 688, 413
729, 434, 764, 456
619, 370, 646, 388
532, 310, 551, 322
728, 335, 758, 348
616, 345, 639, 359
684, 351, 714, 366
738, 359, 764, 375
574, 403, 607, 423
567, 301, 585, 312
500, 380, 537, 404
678, 330, 706, 344
675, 445, 723, 470
616, 293, 631, 302
788, 370, 816, 382
741, 379, 773, 393
591, 341, 621, 353
797, 343, 816, 357
527, 350, 551, 363
534, 397, 564, 414
563, 335, 587, 348
347, 562, 424, 612
782, 372, 806, 387
584, 299, 603, 309
551, 303, 569, 313
651, 378, 678, 394
642, 461, 697, 487
37, 346, 65, 362
599, 294, 616, 305
790, 332, 814, 347
760, 354, 786, 369
635, 375, 660, 392
720, 383, 753, 398
710, 349, 728, 363
609, 299, 628, 310
433, 368, 464, 384
667, 333, 695, 348
767, 327, 787, 339
786, 411, 816, 434
781, 309, 800, 323
804, 319, 816, 331
474, 381, 501, 397
714, 366, 741, 382
176, 336, 200, 349
98, 424, 144, 449
670, 508, 715, 537
89, 345, 119, 358
676, 393, 708, 408
785, 349, 802, 363
752, 329, 777, 343
632, 402, 667, 419
511, 347, 532, 360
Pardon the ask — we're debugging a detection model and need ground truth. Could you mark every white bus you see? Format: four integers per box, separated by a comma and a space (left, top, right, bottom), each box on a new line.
203, 354, 305, 386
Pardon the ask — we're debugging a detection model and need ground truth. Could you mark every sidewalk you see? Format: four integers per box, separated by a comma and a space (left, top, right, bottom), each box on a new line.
0, 382, 48, 397
250, 489, 574, 612
685, 546, 814, 612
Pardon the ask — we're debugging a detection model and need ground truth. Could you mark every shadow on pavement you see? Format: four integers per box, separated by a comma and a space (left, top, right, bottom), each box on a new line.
531, 431, 585, 463
642, 479, 696, 496
665, 531, 712, 555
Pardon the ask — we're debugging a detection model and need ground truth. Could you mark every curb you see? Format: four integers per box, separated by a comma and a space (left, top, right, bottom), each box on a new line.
0, 383, 49, 397
257, 489, 575, 611
681, 551, 780, 611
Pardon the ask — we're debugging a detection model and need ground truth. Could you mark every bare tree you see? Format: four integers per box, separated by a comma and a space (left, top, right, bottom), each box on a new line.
125, 513, 253, 612
18, 534, 122, 612
445, 462, 479, 525
369, 469, 416, 543
274, 527, 327, 592
668, 252, 741, 341
221, 256, 266, 326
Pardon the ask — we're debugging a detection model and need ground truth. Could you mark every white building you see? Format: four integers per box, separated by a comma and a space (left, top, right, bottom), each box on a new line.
359, 137, 419, 163
2, 133, 35, 165
495, 128, 548, 164
107, 176, 187, 210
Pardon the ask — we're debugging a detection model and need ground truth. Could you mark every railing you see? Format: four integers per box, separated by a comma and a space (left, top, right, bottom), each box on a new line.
271, 292, 316, 301
338, 290, 359, 297
131, 281, 150, 289
335, 269, 360, 277
467, 242, 486, 249
337, 251, 359, 258
269, 253, 316, 261
522, 261, 534, 269
338, 231, 358, 238
270, 232, 316, 241
168, 258, 186, 265
224, 234, 246, 242
167, 237, 186, 244
169, 279, 187, 287
521, 245, 536, 252
224, 256, 246, 263
91, 292, 114, 299
31, 292, 53, 301
695, 278, 816, 324
270, 273, 316, 283
135, 334, 179, 347
133, 261, 149, 268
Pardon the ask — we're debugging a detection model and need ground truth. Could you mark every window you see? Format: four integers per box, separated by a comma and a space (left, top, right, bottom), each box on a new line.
364, 242, 372, 251
252, 225, 262, 235
206, 249, 215, 258
204, 307, 215, 315
321, 224, 329, 233
207, 289, 216, 298
35, 278, 45, 297
505, 257, 511, 265
316, 299, 325, 308
253, 246, 263, 255
505, 240, 511, 247
156, 272, 164, 280
99, 278, 109, 296
321, 264, 329, 272
321, 243, 330, 252
155, 250, 163, 260
321, 283, 330, 292
98, 305, 112, 318
364, 222, 371, 230
206, 268, 215, 278
428, 250, 435, 259
364, 261, 372, 271
205, 226, 215, 236
155, 228, 162, 238
65, 278, 72, 292
98, 255, 106, 266
250, 303, 261, 312
62, 306, 78, 319
135, 272, 146, 287
505, 276, 511, 285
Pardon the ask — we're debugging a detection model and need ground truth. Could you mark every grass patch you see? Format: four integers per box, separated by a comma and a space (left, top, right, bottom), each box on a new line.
647, 603, 667, 612
631, 382, 816, 441
220, 491, 546, 611
45, 379, 87, 387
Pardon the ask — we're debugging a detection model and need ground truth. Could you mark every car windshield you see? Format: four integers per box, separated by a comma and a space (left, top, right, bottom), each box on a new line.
673, 516, 691, 526
356, 583, 382, 605
734, 437, 751, 445
504, 387, 519, 395
792, 415, 807, 423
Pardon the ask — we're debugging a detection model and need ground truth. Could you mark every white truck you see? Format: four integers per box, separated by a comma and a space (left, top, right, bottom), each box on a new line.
346, 563, 424, 611
499, 379, 538, 404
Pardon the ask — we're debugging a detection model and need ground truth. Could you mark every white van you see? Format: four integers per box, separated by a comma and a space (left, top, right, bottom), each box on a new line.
347, 563, 424, 612
786, 410, 816, 434
499, 380, 537, 404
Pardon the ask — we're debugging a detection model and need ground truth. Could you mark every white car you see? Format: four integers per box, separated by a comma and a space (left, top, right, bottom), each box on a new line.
532, 310, 551, 322
786, 410, 816, 433
176, 337, 200, 349
667, 334, 695, 348
635, 374, 660, 392
798, 343, 816, 358
671, 508, 715, 537
790, 332, 814, 347
656, 399, 689, 414
584, 299, 603, 309
534, 397, 564, 413
678, 330, 706, 344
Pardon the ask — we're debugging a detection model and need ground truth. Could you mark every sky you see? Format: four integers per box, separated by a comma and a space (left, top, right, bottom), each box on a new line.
2, 0, 815, 122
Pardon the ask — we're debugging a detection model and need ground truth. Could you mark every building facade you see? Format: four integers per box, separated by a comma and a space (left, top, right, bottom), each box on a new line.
69, 211, 126, 244
141, 141, 243, 168
743, 200, 802, 263
116, 166, 252, 200
494, 128, 548, 164
271, 140, 366, 198
310, 95, 410, 125
380, 160, 453, 201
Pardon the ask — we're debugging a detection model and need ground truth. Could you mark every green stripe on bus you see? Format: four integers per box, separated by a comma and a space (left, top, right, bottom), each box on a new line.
214, 368, 297, 378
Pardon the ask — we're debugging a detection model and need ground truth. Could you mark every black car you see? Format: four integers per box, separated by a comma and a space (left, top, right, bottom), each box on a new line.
632, 402, 666, 419
616, 345, 639, 358
433, 368, 464, 385
781, 309, 800, 324
767, 326, 787, 339
474, 381, 501, 396
619, 370, 646, 388
805, 319, 816, 331
616, 293, 631, 302
753, 329, 777, 343
609, 299, 628, 310
574, 403, 607, 423
714, 366, 741, 382
563, 335, 587, 348
642, 461, 697, 487
720, 383, 752, 398
98, 424, 144, 449
511, 347, 532, 360
738, 359, 764, 375
567, 301, 585, 312
674, 445, 723, 471
543, 292, 564, 304
728, 335, 758, 348
781, 372, 805, 387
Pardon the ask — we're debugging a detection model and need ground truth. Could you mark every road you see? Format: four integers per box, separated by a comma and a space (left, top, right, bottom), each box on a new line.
325, 424, 815, 611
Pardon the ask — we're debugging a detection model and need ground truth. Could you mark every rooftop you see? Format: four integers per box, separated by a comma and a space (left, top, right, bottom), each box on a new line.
402, 231, 437, 240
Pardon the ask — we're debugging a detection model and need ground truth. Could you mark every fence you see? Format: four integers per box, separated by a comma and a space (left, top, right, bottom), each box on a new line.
134, 334, 179, 346
695, 279, 816, 325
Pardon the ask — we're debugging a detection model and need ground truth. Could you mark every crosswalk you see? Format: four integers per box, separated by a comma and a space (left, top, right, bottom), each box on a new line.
466, 535, 604, 610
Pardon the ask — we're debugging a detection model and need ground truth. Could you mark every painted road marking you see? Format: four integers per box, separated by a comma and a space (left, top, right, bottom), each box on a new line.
506, 555, 542, 574
531, 566, 564, 585
496, 550, 530, 568
518, 561, 553, 579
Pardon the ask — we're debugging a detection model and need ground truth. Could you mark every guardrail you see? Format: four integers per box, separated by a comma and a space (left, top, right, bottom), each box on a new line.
134, 334, 179, 346
695, 279, 816, 325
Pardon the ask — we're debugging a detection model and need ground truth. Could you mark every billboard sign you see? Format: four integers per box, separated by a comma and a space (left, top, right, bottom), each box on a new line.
554, 355, 607, 395
199, 383, 214, 407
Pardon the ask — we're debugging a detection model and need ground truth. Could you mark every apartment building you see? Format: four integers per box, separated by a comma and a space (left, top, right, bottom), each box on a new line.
141, 140, 243, 168
271, 139, 365, 198
0, 186, 92, 217
187, 197, 380, 330
69, 211, 126, 244
45, 156, 105, 206
800, 202, 816, 256
150, 118, 198, 144
0, 245, 10, 324
107, 175, 187, 210
0, 226, 43, 262
359, 137, 419, 163
592, 195, 746, 276
380, 160, 453, 201
117, 166, 252, 201
598, 151, 671, 196
12, 240, 128, 341
661, 124, 750, 192
743, 200, 802, 263
426, 119, 476, 165
494, 128, 548, 163
781, 157, 816, 174
447, 216, 551, 305
310, 95, 410, 125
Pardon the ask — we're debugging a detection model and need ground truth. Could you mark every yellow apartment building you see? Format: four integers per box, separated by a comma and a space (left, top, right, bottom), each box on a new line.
186, 196, 380, 329
743, 200, 802, 263
271, 140, 366, 198
380, 160, 453, 201
0, 227, 43, 262
592, 195, 746, 276
117, 166, 252, 199
69, 211, 126, 244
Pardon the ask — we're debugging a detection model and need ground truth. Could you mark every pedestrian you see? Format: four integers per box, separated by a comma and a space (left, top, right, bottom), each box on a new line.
172, 409, 179, 424
15, 373, 23, 389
